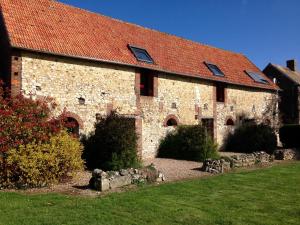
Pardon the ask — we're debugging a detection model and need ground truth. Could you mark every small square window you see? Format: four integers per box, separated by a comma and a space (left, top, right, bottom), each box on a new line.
78, 97, 85, 105
216, 83, 225, 103
205, 62, 225, 77
129, 45, 154, 64
245, 71, 269, 84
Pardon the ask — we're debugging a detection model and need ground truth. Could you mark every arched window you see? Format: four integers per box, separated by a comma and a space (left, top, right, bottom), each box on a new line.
226, 118, 235, 126
164, 115, 179, 127
65, 117, 80, 137
166, 118, 178, 127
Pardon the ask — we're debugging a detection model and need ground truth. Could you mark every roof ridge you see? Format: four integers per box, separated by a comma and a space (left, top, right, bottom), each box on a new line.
54, 0, 243, 57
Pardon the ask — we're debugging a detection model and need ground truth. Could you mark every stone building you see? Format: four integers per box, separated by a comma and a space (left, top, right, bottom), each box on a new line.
264, 60, 300, 124
0, 0, 279, 159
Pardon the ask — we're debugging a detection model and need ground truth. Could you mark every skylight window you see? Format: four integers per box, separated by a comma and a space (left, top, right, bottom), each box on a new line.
128, 45, 154, 64
246, 71, 269, 84
205, 62, 225, 77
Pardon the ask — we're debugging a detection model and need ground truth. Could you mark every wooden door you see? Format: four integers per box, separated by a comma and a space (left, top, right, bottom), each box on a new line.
201, 118, 214, 139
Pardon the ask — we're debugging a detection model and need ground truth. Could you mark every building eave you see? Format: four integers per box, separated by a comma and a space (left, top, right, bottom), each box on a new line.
13, 45, 279, 92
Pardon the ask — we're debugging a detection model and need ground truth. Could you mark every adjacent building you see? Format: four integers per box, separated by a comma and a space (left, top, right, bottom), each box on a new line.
264, 60, 299, 124
0, 0, 279, 159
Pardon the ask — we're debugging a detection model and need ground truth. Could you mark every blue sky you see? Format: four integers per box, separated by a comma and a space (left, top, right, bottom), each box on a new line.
59, 0, 300, 70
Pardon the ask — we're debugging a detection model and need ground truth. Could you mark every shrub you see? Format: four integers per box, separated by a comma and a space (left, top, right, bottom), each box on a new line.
157, 125, 219, 162
82, 111, 140, 171
0, 131, 84, 188
0, 81, 69, 153
222, 123, 277, 154
279, 125, 300, 148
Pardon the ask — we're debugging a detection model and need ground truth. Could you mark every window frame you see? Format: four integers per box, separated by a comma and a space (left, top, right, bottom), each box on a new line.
205, 62, 225, 77
128, 45, 154, 64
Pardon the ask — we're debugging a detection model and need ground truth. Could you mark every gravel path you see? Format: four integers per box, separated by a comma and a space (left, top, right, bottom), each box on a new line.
144, 158, 210, 181
143, 153, 243, 182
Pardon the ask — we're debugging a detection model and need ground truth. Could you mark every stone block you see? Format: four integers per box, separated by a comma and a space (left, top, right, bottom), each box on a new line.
109, 175, 132, 189
93, 178, 110, 191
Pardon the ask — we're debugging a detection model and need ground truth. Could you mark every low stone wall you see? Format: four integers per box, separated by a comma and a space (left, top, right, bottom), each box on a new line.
202, 151, 274, 174
274, 149, 299, 160
89, 165, 165, 192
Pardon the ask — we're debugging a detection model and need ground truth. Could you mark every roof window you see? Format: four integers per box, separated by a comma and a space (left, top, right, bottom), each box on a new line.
205, 62, 225, 77
246, 71, 269, 84
129, 45, 154, 64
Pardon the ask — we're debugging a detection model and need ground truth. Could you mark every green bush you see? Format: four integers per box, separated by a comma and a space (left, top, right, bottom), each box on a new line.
279, 125, 300, 148
223, 123, 277, 154
0, 131, 84, 188
82, 111, 140, 171
157, 125, 219, 162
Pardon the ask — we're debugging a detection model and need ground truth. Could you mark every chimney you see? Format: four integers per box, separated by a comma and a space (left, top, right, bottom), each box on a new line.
286, 59, 297, 71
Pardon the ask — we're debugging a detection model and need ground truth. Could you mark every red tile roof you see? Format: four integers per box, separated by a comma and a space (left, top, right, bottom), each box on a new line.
0, 0, 278, 90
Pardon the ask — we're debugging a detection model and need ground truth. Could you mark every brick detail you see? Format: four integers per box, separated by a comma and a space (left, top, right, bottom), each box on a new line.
106, 103, 113, 115
63, 111, 84, 129
135, 70, 143, 159
11, 51, 22, 96
213, 85, 217, 141
163, 114, 180, 127
153, 74, 158, 97
224, 84, 228, 105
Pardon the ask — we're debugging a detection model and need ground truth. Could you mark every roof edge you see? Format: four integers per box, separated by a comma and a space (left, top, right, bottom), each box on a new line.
268, 63, 300, 86
14, 46, 279, 92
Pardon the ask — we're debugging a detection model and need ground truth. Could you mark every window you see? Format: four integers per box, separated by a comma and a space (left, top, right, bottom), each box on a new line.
140, 70, 154, 96
226, 118, 234, 126
166, 118, 178, 127
246, 71, 269, 84
216, 83, 225, 102
205, 62, 225, 77
78, 97, 85, 105
128, 45, 154, 64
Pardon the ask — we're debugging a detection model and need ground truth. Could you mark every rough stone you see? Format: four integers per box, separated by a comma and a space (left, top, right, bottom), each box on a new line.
92, 169, 102, 178
90, 166, 165, 191
109, 175, 132, 189
119, 169, 129, 176
274, 149, 299, 160
20, 52, 277, 160
202, 151, 273, 174
99, 178, 110, 191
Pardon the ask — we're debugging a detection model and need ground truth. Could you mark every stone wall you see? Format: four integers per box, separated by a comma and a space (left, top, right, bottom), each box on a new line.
21, 52, 137, 133
202, 152, 274, 174
216, 86, 276, 145
20, 51, 278, 159
141, 73, 276, 158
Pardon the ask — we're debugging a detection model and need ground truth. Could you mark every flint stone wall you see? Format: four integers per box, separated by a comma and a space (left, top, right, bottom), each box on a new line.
20, 52, 277, 159
274, 149, 299, 160
202, 152, 274, 174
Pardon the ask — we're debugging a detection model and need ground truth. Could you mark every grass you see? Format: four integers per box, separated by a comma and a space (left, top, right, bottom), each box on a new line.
0, 162, 300, 225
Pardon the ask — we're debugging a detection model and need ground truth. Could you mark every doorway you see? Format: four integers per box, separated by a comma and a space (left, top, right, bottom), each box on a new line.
201, 118, 214, 139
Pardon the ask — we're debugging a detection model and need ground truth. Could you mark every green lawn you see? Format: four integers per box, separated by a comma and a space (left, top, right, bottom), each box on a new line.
0, 163, 300, 225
